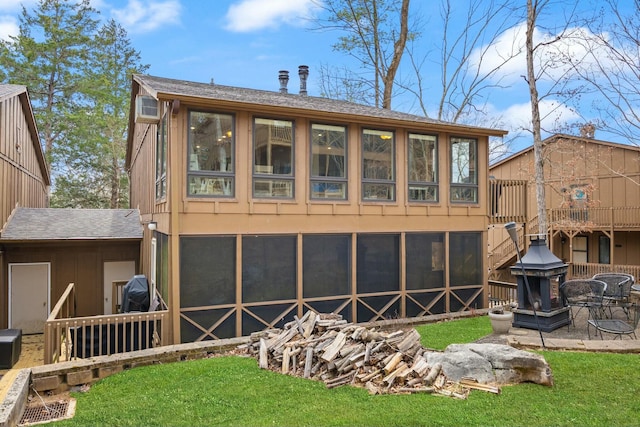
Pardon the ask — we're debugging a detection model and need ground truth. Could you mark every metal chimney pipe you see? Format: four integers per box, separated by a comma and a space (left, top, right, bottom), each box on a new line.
298, 65, 309, 96
278, 70, 289, 94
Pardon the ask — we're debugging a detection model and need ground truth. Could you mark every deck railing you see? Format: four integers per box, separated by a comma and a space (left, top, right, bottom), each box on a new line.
549, 207, 640, 229
488, 280, 517, 308
489, 179, 528, 224
568, 262, 640, 281
45, 282, 170, 364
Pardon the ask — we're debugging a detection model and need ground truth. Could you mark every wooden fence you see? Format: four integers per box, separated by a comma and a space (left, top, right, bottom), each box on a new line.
44, 282, 170, 364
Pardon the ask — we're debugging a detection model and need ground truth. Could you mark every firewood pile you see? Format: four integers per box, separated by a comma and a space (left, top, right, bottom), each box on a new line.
239, 311, 500, 398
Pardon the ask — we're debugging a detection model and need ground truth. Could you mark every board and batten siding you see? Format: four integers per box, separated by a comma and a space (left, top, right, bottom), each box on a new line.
0, 88, 49, 228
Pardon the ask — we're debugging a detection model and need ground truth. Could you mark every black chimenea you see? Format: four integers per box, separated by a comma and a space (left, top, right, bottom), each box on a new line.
510, 236, 571, 332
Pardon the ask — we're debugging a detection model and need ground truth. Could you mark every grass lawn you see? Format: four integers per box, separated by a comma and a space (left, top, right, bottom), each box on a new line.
52, 316, 640, 427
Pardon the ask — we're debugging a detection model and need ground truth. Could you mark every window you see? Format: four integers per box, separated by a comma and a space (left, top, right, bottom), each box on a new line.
155, 111, 167, 199
450, 137, 477, 203
187, 111, 235, 197
253, 118, 294, 198
310, 124, 347, 199
362, 129, 395, 201
599, 235, 610, 264
573, 236, 588, 263
408, 133, 438, 202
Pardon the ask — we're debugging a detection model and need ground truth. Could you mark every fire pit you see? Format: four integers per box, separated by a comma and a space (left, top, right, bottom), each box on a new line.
510, 236, 571, 332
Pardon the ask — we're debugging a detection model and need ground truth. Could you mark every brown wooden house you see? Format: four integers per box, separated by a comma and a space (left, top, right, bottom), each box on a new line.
489, 133, 640, 282
0, 85, 142, 334
0, 84, 49, 226
126, 71, 508, 343
0, 84, 49, 332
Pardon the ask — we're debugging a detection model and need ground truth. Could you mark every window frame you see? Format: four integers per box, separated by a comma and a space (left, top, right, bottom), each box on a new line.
155, 109, 167, 200
252, 117, 295, 199
310, 123, 348, 200
186, 109, 236, 198
407, 132, 438, 203
361, 128, 396, 202
449, 136, 478, 204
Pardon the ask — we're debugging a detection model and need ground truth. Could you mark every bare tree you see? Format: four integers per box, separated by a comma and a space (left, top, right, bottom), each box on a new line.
313, 0, 410, 109
405, 0, 520, 123
524, 0, 588, 235
567, 0, 640, 145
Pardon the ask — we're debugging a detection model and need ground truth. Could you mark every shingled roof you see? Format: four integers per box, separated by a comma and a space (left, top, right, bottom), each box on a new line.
0, 208, 143, 241
133, 74, 507, 137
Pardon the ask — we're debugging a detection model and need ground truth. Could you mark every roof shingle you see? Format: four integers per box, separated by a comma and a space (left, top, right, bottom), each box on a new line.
0, 208, 143, 241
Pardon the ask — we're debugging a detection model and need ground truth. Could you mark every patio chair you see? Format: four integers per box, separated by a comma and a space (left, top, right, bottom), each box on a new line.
559, 279, 607, 329
587, 302, 640, 340
592, 273, 634, 318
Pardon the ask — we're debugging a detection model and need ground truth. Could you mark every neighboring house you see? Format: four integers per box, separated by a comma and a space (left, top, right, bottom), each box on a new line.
126, 72, 508, 344
0, 84, 49, 225
489, 133, 640, 281
0, 84, 142, 334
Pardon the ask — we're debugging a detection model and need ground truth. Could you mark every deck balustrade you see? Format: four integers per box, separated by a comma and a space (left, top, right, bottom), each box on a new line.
44, 282, 169, 364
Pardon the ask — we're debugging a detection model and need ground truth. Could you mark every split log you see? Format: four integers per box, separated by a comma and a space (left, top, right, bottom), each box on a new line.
383, 352, 404, 374
424, 362, 441, 385
303, 311, 317, 338
259, 338, 268, 369
459, 378, 501, 394
397, 387, 435, 394
320, 332, 347, 362
303, 346, 314, 378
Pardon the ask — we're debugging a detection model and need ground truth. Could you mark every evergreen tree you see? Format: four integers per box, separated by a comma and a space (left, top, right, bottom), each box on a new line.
0, 1, 147, 208
53, 19, 148, 208
0, 0, 98, 169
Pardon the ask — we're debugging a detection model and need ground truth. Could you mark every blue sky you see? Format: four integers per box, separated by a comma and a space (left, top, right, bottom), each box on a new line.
0, 0, 634, 155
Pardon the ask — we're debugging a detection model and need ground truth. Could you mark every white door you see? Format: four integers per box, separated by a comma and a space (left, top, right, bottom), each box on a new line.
103, 261, 136, 314
9, 263, 50, 334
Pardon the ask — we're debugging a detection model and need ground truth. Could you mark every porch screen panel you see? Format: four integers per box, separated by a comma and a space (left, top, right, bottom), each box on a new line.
156, 232, 169, 304
180, 236, 235, 307
449, 232, 482, 287
303, 234, 350, 297
357, 234, 400, 293
242, 235, 296, 303
405, 233, 445, 289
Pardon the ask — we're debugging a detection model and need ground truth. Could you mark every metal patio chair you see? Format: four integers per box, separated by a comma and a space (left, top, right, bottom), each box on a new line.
592, 273, 634, 318
587, 302, 640, 340
559, 279, 607, 329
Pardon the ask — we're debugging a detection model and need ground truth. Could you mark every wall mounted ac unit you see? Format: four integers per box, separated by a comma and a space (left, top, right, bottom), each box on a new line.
135, 95, 160, 123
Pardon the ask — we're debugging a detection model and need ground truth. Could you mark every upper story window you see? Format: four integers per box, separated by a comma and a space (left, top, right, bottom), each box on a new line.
155, 111, 167, 200
362, 129, 395, 201
187, 111, 235, 197
408, 133, 438, 202
253, 118, 294, 198
310, 123, 347, 200
450, 137, 478, 203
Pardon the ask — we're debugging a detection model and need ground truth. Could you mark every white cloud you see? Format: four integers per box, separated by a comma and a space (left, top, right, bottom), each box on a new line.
224, 0, 320, 33
0, 15, 17, 41
499, 99, 580, 136
112, 0, 181, 33
0, 0, 37, 13
471, 22, 613, 86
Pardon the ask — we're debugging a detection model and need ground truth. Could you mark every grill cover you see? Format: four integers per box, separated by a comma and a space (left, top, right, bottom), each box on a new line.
121, 275, 150, 313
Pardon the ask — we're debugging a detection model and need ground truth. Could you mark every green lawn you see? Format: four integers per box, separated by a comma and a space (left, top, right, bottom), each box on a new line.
52, 316, 640, 427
